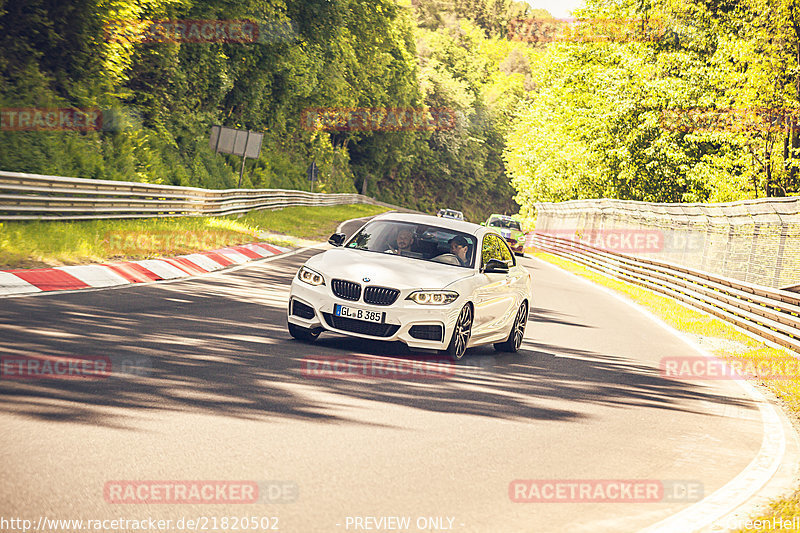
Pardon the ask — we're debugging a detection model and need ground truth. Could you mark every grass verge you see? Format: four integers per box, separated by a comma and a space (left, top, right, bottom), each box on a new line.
529, 249, 800, 533
0, 204, 390, 269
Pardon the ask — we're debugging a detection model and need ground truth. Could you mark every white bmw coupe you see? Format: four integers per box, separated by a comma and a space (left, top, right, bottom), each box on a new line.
287, 213, 532, 359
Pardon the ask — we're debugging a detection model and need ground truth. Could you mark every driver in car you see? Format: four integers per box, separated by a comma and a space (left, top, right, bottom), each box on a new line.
393, 229, 418, 256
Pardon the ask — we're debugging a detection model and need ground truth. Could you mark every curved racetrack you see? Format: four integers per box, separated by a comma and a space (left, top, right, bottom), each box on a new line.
0, 222, 796, 532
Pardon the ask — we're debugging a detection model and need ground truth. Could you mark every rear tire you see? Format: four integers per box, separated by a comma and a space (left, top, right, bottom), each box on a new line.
288, 322, 321, 342
441, 304, 472, 360
494, 302, 528, 353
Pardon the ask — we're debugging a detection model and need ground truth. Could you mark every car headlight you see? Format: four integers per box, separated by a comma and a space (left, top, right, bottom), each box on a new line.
297, 266, 325, 286
406, 290, 458, 305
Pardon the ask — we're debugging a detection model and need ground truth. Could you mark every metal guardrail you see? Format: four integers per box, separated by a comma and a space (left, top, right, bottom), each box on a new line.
534, 197, 800, 291
530, 232, 800, 354
534, 196, 800, 221
0, 171, 394, 220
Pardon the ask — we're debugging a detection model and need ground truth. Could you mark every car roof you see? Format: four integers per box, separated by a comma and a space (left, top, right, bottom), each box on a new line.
372, 212, 484, 235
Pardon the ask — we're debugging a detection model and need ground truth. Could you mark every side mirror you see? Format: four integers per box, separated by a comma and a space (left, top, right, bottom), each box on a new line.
480, 222, 486, 226
483, 258, 509, 274
328, 233, 347, 247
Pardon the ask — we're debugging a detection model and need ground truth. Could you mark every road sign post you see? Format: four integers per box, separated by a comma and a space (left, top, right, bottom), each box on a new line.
237, 130, 251, 188
307, 161, 318, 193
209, 126, 263, 189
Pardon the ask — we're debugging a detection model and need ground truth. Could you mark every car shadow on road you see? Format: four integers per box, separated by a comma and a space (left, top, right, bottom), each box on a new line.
528, 306, 592, 328
0, 250, 754, 429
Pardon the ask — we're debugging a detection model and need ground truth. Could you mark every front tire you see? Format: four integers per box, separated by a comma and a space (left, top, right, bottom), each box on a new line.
494, 301, 528, 353
442, 304, 473, 360
288, 322, 321, 342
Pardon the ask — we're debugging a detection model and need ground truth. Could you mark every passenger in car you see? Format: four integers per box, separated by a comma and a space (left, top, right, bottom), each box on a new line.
449, 235, 470, 267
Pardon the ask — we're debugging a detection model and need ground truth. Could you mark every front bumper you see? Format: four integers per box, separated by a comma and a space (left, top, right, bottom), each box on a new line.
287, 279, 462, 350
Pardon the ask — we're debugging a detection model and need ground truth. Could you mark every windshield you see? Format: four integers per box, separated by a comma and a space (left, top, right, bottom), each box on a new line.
488, 218, 521, 231
346, 220, 477, 268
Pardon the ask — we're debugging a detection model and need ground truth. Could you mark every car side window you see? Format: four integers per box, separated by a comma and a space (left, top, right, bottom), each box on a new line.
495, 234, 515, 266
481, 235, 498, 270
481, 234, 515, 269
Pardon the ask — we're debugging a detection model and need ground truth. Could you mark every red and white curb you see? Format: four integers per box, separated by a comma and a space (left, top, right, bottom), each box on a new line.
0, 242, 291, 296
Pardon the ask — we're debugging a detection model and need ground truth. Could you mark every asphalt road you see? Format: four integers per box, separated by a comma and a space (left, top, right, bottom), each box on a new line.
0, 237, 795, 532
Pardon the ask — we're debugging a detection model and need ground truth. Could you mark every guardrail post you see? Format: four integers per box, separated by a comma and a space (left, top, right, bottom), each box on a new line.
746, 222, 760, 284
774, 205, 788, 288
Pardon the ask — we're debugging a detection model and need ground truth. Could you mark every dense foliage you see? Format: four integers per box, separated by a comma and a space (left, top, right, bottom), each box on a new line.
6, 0, 792, 221
504, 0, 800, 218
0, 0, 539, 220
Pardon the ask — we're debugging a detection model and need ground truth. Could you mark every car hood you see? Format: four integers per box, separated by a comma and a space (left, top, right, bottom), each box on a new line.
305, 248, 473, 289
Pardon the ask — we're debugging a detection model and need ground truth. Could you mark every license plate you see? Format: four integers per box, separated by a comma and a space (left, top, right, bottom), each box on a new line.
334, 304, 384, 323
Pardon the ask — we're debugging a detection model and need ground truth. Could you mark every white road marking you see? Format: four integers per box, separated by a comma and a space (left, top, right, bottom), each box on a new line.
55, 265, 129, 288
132, 259, 189, 280
217, 249, 251, 264
181, 253, 225, 271
0, 271, 41, 295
